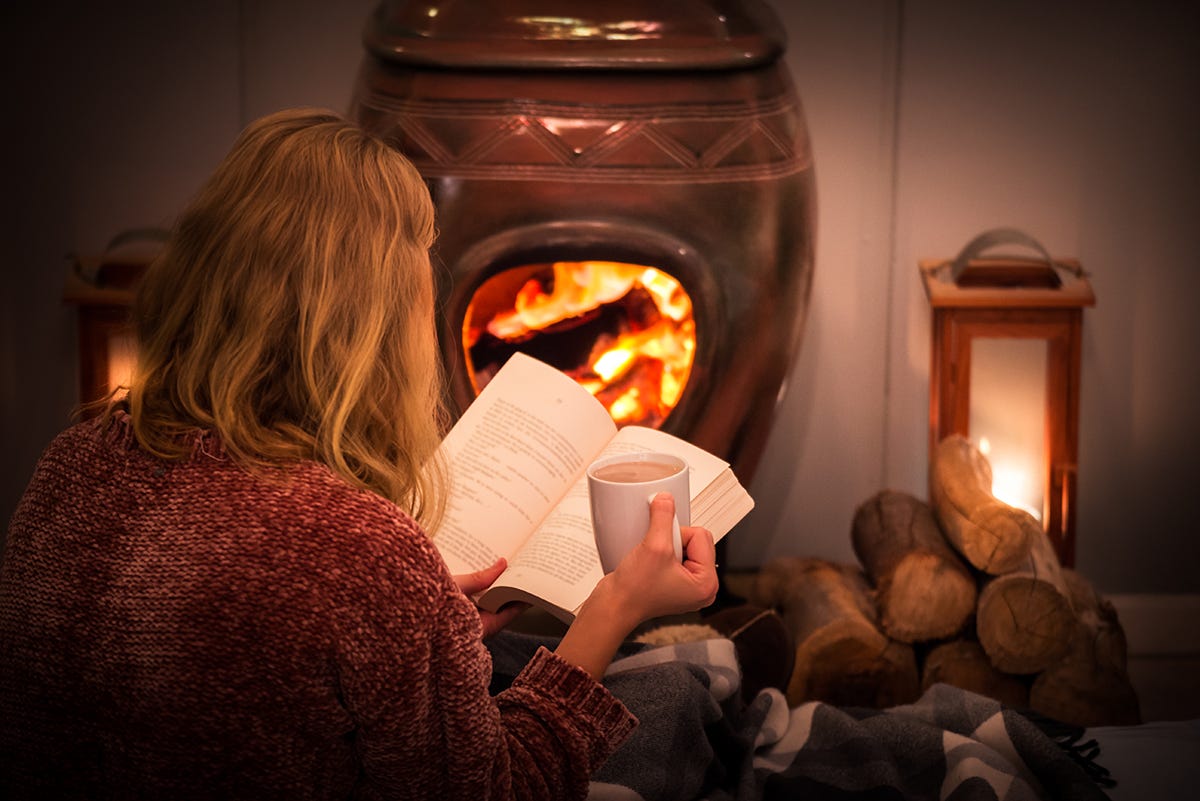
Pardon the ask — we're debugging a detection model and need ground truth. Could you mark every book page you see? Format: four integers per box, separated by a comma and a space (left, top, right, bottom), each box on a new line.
432, 353, 616, 576
481, 479, 602, 617
605, 426, 752, 540
607, 426, 729, 502
481, 424, 751, 614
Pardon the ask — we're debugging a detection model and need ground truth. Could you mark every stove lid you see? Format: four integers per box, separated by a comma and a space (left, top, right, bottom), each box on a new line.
363, 0, 785, 70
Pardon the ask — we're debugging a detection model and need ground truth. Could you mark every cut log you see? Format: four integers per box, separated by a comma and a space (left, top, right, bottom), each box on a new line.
921, 638, 1029, 709
1029, 568, 1141, 727
851, 490, 977, 642
764, 557, 919, 708
1058, 567, 1129, 672
751, 555, 824, 610
976, 528, 1075, 674
929, 434, 1039, 574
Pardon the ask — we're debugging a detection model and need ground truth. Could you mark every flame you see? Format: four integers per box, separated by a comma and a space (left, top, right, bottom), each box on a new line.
486, 261, 648, 339
977, 437, 1043, 520
464, 260, 695, 427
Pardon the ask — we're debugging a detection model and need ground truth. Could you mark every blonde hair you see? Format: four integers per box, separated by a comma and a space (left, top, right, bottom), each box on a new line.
120, 107, 446, 526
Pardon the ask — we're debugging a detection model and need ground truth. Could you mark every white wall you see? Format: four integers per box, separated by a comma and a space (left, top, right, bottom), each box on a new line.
740, 0, 1200, 595
896, 2, 1200, 593
3, 1, 1197, 594
738, 0, 900, 574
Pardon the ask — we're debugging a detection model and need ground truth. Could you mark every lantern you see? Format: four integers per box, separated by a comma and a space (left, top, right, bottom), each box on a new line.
64, 231, 162, 413
921, 229, 1095, 566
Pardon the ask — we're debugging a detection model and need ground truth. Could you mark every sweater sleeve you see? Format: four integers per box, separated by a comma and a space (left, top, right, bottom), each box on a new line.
330, 517, 636, 801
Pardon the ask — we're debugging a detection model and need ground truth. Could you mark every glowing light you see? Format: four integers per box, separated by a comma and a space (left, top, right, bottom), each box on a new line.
515, 16, 662, 40
107, 332, 136, 398
609, 390, 642, 422
977, 437, 1042, 520
969, 338, 1047, 522
464, 260, 695, 427
593, 348, 634, 381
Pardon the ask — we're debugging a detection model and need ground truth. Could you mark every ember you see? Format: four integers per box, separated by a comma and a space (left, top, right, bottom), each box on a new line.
463, 260, 695, 428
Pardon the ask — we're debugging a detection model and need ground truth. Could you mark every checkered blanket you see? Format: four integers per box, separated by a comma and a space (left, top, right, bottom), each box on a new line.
488, 633, 1113, 801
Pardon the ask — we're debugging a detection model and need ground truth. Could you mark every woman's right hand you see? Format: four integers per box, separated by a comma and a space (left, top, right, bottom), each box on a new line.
555, 494, 718, 679
604, 493, 719, 624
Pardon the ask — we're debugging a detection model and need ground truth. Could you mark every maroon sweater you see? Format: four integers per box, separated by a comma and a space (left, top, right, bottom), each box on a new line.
0, 414, 636, 799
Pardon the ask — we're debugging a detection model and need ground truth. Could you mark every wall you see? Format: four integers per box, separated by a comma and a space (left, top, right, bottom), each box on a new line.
744, 0, 1200, 594
2, 1, 1197, 594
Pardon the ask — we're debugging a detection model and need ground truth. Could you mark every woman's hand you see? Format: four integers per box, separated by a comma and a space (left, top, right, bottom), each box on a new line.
604, 493, 719, 624
555, 494, 719, 678
454, 558, 529, 640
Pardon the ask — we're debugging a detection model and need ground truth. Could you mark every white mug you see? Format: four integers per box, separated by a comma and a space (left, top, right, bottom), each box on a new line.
587, 451, 689, 574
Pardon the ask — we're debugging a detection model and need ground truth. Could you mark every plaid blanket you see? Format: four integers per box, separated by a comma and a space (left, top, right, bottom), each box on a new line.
487, 632, 1112, 801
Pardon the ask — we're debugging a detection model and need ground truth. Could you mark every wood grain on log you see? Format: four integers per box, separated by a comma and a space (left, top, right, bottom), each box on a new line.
760, 557, 920, 708
929, 434, 1038, 574
851, 490, 977, 642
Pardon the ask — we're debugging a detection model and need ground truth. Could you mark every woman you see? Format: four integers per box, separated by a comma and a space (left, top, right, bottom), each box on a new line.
0, 108, 718, 799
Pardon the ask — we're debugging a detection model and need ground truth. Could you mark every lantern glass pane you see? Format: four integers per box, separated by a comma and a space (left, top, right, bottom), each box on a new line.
107, 332, 136, 396
968, 337, 1046, 520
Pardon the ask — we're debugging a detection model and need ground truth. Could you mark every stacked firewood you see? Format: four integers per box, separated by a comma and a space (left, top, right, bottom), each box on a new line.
750, 434, 1141, 728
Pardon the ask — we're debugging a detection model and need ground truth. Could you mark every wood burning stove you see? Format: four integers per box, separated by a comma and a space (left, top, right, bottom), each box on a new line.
350, 0, 815, 486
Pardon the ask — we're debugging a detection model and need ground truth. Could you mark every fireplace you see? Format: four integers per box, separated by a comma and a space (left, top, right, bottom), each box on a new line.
350, 0, 815, 485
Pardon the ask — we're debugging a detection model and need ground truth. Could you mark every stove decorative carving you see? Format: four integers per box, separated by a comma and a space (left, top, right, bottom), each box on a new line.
352, 0, 815, 485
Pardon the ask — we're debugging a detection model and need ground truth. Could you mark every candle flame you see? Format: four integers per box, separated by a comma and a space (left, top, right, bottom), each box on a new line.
976, 436, 1041, 520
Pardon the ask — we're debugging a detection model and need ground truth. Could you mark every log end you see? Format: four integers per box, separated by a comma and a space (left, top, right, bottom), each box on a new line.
977, 576, 1075, 674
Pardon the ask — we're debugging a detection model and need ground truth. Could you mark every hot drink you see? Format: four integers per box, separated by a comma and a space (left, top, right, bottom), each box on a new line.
590, 460, 683, 483
587, 452, 689, 573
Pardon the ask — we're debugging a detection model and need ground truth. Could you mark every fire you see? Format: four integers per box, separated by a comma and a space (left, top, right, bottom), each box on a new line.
463, 260, 696, 428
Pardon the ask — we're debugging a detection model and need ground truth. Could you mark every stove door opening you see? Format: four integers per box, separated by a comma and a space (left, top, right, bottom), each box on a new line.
463, 260, 696, 429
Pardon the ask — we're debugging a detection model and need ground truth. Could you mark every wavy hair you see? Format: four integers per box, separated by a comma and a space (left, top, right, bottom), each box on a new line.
118, 108, 447, 527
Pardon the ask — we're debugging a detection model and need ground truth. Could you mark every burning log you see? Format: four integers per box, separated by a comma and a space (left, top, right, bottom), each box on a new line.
1029, 568, 1141, 727
921, 638, 1029, 709
929, 434, 1038, 574
756, 557, 919, 708
463, 260, 696, 429
851, 490, 977, 643
975, 527, 1075, 674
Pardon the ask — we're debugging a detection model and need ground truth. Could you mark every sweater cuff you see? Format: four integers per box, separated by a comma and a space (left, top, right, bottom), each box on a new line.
511, 646, 638, 752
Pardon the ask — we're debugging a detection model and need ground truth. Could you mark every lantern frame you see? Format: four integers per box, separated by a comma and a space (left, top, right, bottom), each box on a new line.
921, 235, 1094, 567
64, 233, 162, 414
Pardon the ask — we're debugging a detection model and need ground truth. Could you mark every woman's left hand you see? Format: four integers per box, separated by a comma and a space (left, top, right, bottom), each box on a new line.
454, 558, 529, 639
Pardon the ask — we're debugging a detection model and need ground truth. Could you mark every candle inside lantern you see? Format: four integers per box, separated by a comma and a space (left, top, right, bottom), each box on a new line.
969, 337, 1046, 520
106, 332, 136, 398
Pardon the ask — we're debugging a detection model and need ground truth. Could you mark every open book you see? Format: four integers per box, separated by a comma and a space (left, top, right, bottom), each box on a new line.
432, 352, 755, 623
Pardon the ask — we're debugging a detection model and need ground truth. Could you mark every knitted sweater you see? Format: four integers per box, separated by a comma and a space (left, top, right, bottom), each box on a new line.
0, 414, 636, 799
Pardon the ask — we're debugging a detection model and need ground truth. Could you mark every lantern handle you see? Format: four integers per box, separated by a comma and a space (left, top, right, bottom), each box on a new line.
950, 228, 1083, 283
70, 227, 168, 289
